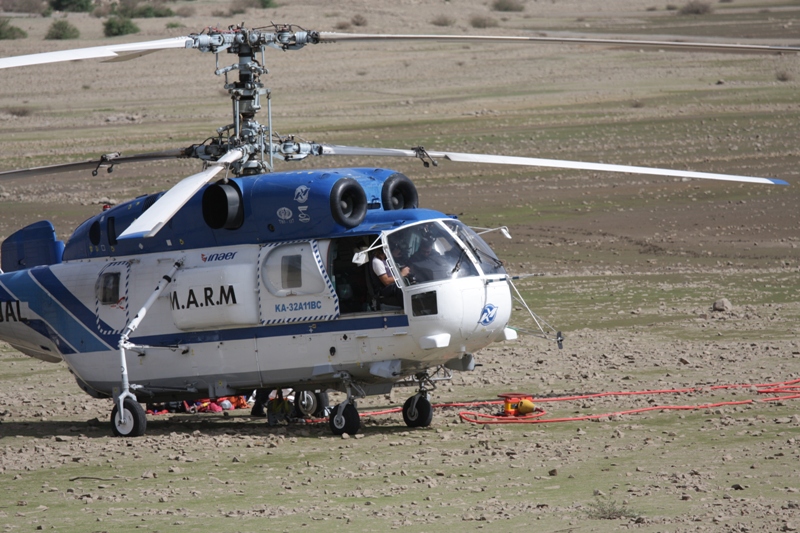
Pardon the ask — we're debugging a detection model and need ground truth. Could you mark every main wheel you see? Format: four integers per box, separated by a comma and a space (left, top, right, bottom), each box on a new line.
293, 391, 330, 418
329, 402, 360, 436
402, 395, 433, 428
111, 397, 147, 437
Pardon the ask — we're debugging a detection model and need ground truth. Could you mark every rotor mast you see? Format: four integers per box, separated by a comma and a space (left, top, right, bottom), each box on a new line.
188, 24, 323, 175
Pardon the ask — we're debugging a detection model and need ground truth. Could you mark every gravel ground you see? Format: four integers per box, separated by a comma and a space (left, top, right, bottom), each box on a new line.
1, 1, 800, 531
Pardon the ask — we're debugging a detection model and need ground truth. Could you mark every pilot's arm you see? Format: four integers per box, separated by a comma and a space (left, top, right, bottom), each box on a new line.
372, 255, 408, 286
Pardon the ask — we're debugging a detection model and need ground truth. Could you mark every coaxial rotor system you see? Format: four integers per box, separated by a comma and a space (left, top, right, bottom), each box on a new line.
0, 23, 794, 239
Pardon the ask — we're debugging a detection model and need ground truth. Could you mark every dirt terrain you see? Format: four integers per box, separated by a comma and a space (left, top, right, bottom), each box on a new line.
1, 0, 799, 531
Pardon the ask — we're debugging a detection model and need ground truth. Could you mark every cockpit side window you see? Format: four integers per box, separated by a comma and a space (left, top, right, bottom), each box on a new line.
386, 221, 479, 285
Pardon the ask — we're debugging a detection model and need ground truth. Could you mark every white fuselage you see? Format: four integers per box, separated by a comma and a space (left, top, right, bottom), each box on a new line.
0, 219, 513, 401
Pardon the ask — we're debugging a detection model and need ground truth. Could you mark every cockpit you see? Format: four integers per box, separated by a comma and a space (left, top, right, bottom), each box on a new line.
326, 219, 507, 316
383, 219, 506, 286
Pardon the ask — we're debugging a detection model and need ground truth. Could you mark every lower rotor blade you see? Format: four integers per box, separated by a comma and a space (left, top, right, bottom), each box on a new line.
319, 145, 788, 186
0, 148, 192, 181
118, 149, 244, 240
0, 37, 192, 70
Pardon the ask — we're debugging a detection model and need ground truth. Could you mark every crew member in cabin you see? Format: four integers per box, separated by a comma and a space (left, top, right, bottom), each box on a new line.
371, 246, 408, 308
408, 237, 446, 283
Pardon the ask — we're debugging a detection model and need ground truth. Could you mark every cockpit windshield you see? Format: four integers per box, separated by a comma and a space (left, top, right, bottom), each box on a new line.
384, 220, 481, 285
442, 220, 507, 276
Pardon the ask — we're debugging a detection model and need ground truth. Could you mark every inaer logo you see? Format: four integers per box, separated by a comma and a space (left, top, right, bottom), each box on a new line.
479, 304, 498, 326
201, 252, 237, 262
294, 185, 310, 203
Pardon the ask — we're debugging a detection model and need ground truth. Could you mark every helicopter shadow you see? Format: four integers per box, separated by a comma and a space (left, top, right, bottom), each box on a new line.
0, 412, 418, 440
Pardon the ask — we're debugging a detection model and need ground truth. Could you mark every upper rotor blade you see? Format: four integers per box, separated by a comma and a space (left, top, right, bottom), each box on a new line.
319, 145, 788, 186
317, 32, 800, 54
118, 149, 244, 240
0, 148, 191, 180
0, 37, 192, 69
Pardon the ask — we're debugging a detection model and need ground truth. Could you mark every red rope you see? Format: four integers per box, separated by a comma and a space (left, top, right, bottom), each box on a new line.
303, 378, 800, 425
456, 378, 800, 425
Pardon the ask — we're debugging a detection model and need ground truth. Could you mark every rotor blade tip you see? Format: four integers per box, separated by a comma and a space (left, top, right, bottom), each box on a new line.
770, 178, 790, 186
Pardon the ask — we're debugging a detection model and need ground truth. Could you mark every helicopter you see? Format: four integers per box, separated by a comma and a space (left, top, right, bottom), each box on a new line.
0, 23, 794, 438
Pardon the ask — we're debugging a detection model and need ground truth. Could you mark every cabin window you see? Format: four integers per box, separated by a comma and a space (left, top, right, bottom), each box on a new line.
261, 242, 325, 296
107, 217, 117, 246
89, 221, 101, 246
97, 272, 120, 305
282, 255, 302, 288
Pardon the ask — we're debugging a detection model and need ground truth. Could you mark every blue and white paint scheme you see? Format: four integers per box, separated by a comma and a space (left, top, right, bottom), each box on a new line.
1, 23, 793, 438
0, 167, 516, 435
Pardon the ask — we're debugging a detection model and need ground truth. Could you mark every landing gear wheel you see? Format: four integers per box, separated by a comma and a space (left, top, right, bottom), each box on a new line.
329, 402, 360, 436
403, 395, 433, 428
111, 398, 147, 437
294, 391, 329, 418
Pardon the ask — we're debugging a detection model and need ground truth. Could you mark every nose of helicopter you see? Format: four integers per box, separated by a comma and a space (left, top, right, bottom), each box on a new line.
406, 275, 511, 355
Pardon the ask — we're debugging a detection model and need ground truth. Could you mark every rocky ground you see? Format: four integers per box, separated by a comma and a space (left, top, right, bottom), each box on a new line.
1, 0, 800, 531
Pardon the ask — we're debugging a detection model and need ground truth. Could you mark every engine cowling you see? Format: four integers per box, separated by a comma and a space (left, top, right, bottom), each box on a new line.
203, 182, 244, 230
381, 173, 418, 210
330, 177, 367, 228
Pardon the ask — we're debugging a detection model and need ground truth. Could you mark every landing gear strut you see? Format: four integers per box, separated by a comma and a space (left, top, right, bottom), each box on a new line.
402, 372, 435, 429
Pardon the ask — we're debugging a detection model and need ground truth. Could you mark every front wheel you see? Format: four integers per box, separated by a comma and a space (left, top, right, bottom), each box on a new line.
329, 402, 360, 436
111, 398, 147, 437
402, 395, 433, 428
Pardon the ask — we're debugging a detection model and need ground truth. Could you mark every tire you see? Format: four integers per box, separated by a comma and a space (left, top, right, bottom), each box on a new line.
293, 391, 330, 418
329, 402, 360, 436
312, 391, 330, 418
111, 397, 147, 437
294, 390, 318, 418
402, 395, 433, 428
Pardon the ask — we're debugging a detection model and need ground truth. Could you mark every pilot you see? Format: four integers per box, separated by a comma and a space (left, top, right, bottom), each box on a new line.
408, 238, 445, 283
371, 247, 409, 308
389, 241, 415, 284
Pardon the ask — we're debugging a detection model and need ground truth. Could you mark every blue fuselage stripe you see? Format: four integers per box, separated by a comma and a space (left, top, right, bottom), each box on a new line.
3, 269, 111, 352
28, 267, 121, 347
0, 281, 14, 302
133, 314, 410, 347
